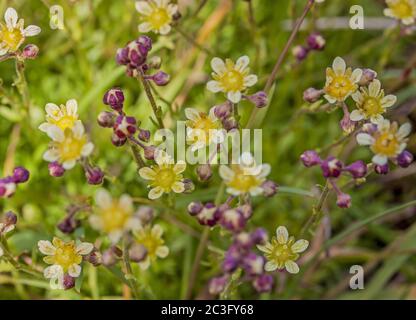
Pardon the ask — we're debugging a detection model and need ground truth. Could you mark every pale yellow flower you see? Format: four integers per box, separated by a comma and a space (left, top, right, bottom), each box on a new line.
89, 189, 141, 243
139, 151, 186, 200
39, 99, 79, 135
257, 226, 309, 274
135, 0, 178, 35
0, 7, 41, 56
219, 152, 270, 196
185, 107, 223, 151
134, 224, 169, 270
356, 119, 411, 165
42, 121, 94, 170
323, 57, 362, 103
207, 56, 258, 103
38, 237, 93, 289
384, 0, 416, 25
351, 80, 396, 124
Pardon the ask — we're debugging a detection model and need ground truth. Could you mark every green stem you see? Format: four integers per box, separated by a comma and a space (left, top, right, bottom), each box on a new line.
122, 238, 140, 300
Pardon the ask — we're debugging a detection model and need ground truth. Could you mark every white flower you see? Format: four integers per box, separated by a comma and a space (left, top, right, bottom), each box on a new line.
384, 0, 416, 25
135, 0, 178, 35
89, 189, 142, 243
0, 7, 41, 56
219, 152, 270, 196
42, 121, 94, 170
356, 119, 411, 165
323, 57, 362, 103
350, 80, 396, 124
207, 56, 258, 103
257, 226, 309, 274
38, 237, 93, 289
39, 99, 79, 135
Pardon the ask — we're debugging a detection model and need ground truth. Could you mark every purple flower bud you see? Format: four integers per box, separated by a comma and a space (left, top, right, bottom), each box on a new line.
336, 192, 351, 209
307, 33, 326, 51
219, 209, 246, 232
214, 102, 232, 119
196, 164, 212, 181
57, 215, 80, 234
63, 275, 76, 290
48, 162, 65, 177
234, 232, 253, 249
3, 211, 17, 227
321, 157, 343, 178
149, 71, 170, 86
86, 249, 102, 267
187, 201, 203, 216
12, 167, 29, 183
144, 145, 156, 160
86, 167, 104, 185
397, 150, 413, 168
251, 228, 268, 245
375, 163, 389, 175
300, 150, 322, 167
243, 253, 265, 276
344, 160, 367, 179
103, 88, 124, 111
102, 246, 122, 267
340, 110, 356, 134
111, 132, 127, 147
114, 115, 137, 138
129, 244, 148, 263
245, 91, 268, 108
183, 178, 195, 194
239, 204, 253, 220
222, 247, 240, 273
303, 87, 324, 103
261, 180, 278, 197
22, 44, 39, 59
359, 68, 378, 86
252, 274, 273, 293
222, 117, 238, 131
137, 35, 152, 53
208, 275, 229, 295
362, 122, 378, 134
97, 111, 116, 128
292, 45, 309, 61
196, 203, 218, 226
138, 129, 151, 142
0, 181, 15, 198
136, 206, 154, 225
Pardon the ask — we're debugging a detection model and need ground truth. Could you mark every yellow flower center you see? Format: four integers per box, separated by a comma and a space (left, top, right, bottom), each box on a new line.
54, 129, 87, 162
49, 115, 78, 131
219, 70, 245, 92
135, 227, 164, 260
51, 243, 82, 272
390, 0, 413, 18
188, 114, 219, 145
0, 27, 24, 51
147, 8, 171, 29
265, 238, 298, 269
360, 97, 384, 117
227, 166, 262, 193
99, 203, 131, 233
152, 167, 177, 191
371, 131, 400, 157
325, 75, 357, 101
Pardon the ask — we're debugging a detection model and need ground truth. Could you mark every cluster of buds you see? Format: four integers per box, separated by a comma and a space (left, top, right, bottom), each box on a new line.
56, 204, 89, 234
293, 33, 326, 62
301, 150, 369, 208
100, 87, 155, 156
209, 228, 273, 295
0, 167, 30, 198
116, 35, 170, 86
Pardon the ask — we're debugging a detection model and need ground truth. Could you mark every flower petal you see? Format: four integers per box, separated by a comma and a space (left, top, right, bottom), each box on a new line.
372, 154, 388, 166
68, 263, 81, 277
380, 95, 396, 108
185, 108, 201, 122
368, 79, 381, 96
211, 57, 226, 75
66, 99, 78, 115
38, 240, 56, 255
46, 125, 64, 142
244, 74, 258, 87
235, 55, 250, 72
76, 242, 94, 255
45, 103, 60, 117
152, 224, 164, 237
172, 181, 185, 193
138, 22, 152, 33
356, 133, 374, 146
5, 7, 18, 29
95, 189, 112, 208
285, 260, 300, 274
156, 246, 169, 258
62, 160, 76, 170
173, 161, 186, 174
139, 167, 156, 180
351, 68, 363, 83
276, 226, 289, 244
159, 24, 171, 35
43, 150, 59, 162
23, 25, 41, 37
148, 186, 164, 199
291, 239, 309, 253
227, 91, 242, 103
219, 165, 235, 181
264, 261, 278, 272
81, 142, 94, 157
135, 1, 153, 15
207, 80, 222, 93
43, 265, 62, 279
350, 109, 364, 121
332, 56, 346, 75
397, 123, 412, 140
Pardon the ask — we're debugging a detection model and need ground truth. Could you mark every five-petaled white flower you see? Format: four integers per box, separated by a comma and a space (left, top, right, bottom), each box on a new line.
135, 0, 178, 35
42, 121, 94, 170
323, 56, 362, 103
384, 0, 416, 25
350, 79, 397, 124
39, 99, 80, 135
0, 7, 41, 56
207, 56, 258, 103
356, 119, 412, 166
38, 237, 93, 289
257, 226, 309, 274
89, 189, 142, 243
219, 152, 271, 196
